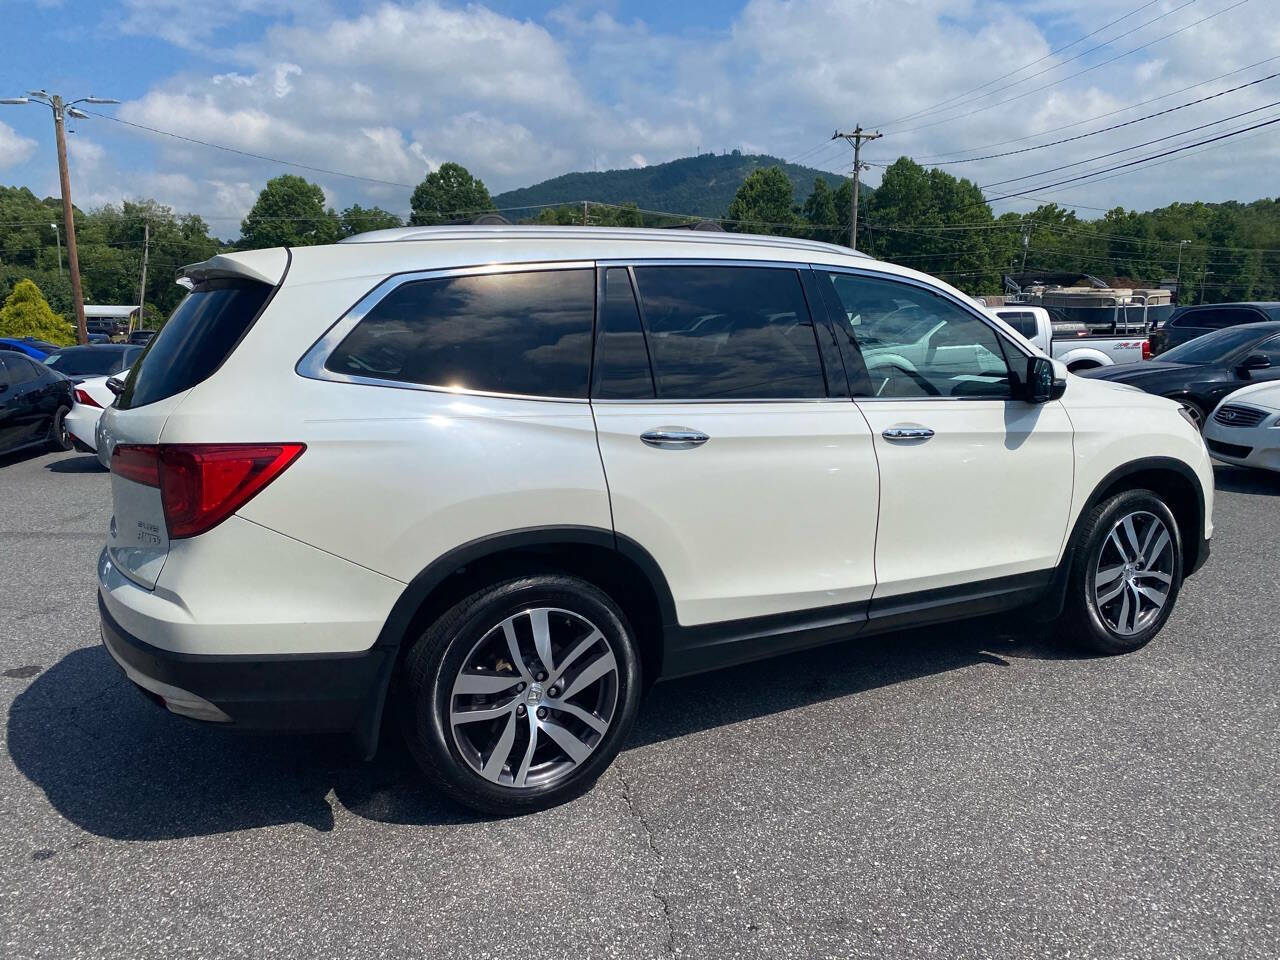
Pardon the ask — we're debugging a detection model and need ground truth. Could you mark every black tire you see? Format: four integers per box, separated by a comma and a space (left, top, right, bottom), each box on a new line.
399, 574, 642, 815
47, 405, 72, 451
1058, 489, 1184, 655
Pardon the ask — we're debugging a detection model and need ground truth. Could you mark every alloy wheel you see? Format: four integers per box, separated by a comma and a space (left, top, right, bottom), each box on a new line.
1093, 510, 1175, 636
449, 607, 619, 789
1178, 401, 1204, 431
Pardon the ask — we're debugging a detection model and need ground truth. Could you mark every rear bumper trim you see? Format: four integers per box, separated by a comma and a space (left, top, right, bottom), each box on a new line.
98, 591, 389, 733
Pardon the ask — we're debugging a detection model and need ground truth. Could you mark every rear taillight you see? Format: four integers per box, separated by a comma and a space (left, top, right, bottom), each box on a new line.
74, 388, 103, 408
1142, 338, 1152, 361
111, 443, 305, 539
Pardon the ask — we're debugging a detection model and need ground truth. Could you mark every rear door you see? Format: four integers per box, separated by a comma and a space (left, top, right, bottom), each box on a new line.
590, 262, 880, 641
817, 268, 1074, 603
102, 277, 273, 588
0, 356, 19, 450
1, 355, 50, 445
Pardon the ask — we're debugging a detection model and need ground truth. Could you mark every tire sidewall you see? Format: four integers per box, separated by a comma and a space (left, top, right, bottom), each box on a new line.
1078, 491, 1184, 652
48, 406, 72, 451
408, 576, 641, 813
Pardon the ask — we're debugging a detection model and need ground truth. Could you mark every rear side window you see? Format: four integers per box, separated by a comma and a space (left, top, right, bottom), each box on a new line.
1175, 308, 1258, 331
4, 354, 38, 384
996, 311, 1038, 338
630, 265, 826, 399
326, 269, 595, 398
118, 279, 272, 410
593, 268, 655, 399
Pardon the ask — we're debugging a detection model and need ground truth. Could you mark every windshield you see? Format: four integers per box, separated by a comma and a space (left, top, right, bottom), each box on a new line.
42, 347, 137, 376
1159, 326, 1272, 365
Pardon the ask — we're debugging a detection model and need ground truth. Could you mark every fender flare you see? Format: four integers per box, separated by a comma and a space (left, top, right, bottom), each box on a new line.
1055, 346, 1112, 369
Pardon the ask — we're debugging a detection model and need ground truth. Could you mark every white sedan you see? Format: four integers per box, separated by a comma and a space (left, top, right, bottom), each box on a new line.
65, 372, 125, 465
1204, 380, 1280, 473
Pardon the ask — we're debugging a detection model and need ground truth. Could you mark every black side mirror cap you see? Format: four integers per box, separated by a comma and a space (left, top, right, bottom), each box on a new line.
105, 376, 125, 397
1025, 355, 1066, 403
1237, 353, 1272, 374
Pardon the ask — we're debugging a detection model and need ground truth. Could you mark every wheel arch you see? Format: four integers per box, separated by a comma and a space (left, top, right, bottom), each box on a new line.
354, 526, 675, 757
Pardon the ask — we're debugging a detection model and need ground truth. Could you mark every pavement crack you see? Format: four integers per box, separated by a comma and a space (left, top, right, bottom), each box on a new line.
617, 767, 675, 957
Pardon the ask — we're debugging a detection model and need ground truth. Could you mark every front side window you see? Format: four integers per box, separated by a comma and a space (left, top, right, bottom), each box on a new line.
326, 269, 595, 398
629, 265, 826, 399
822, 272, 1015, 399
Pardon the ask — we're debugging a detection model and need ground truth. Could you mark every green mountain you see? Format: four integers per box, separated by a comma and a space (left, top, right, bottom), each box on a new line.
492, 151, 851, 220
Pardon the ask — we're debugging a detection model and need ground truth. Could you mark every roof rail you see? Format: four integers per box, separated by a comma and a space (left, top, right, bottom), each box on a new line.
338, 223, 871, 259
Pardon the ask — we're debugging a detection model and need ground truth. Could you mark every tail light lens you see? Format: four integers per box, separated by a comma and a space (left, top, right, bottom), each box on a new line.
1142, 338, 1152, 361
111, 443, 305, 539
74, 388, 103, 408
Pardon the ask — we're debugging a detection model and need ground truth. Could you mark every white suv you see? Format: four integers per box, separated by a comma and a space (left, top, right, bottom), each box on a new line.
97, 226, 1213, 814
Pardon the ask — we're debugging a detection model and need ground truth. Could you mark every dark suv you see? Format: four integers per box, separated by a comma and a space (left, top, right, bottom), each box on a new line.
1151, 302, 1280, 355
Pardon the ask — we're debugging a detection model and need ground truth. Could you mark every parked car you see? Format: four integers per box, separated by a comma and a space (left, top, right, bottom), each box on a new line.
1203, 381, 1280, 473
1148, 302, 1280, 356
97, 227, 1213, 814
1078, 322, 1280, 429
0, 352, 74, 456
988, 305, 1150, 371
0, 336, 60, 360
87, 332, 112, 344
128, 330, 156, 345
65, 371, 126, 460
41, 343, 142, 382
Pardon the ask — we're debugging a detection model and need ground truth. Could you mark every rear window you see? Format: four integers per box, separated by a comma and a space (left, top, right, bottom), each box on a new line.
117, 279, 272, 410
43, 347, 136, 377
324, 268, 595, 398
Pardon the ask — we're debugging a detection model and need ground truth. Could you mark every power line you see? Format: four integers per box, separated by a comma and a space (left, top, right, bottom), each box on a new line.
83, 110, 421, 189
978, 98, 1280, 189
913, 54, 1280, 161
873, 0, 1185, 130
983, 113, 1280, 204
885, 0, 1254, 138
926, 72, 1279, 167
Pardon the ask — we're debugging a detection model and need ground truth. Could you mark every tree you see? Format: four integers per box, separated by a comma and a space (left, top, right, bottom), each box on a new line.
726, 166, 798, 235
340, 204, 403, 237
802, 178, 838, 242
410, 162, 494, 225
239, 175, 341, 250
0, 278, 76, 345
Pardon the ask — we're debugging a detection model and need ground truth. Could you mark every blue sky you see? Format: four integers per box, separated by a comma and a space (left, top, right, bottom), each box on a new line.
1, 1, 1275, 237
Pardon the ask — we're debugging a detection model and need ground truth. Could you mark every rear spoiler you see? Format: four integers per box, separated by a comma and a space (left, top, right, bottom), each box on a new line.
178, 248, 289, 287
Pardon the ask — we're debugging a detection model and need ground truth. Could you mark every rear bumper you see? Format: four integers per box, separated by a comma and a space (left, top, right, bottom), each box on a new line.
99, 591, 391, 733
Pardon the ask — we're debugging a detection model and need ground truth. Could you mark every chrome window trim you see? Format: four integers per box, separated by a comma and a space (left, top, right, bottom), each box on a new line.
295, 260, 596, 403
812, 262, 1036, 403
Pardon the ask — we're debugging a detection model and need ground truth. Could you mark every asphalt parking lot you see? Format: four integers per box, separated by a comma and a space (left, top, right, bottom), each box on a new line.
1, 448, 1277, 960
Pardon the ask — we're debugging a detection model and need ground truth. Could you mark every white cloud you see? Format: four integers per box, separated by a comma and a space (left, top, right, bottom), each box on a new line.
0, 122, 38, 170
51, 0, 1280, 235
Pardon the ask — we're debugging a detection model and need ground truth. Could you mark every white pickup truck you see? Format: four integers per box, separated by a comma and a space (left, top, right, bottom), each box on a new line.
988, 305, 1150, 371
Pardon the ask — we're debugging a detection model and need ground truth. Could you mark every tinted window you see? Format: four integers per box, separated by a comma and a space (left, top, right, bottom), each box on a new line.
1253, 336, 1280, 365
118, 279, 271, 410
1174, 308, 1260, 331
630, 266, 825, 399
823, 272, 1014, 398
996, 311, 1038, 338
1159, 326, 1276, 365
593, 268, 654, 399
43, 348, 131, 377
0, 354, 10, 386
326, 269, 595, 398
5, 355, 38, 384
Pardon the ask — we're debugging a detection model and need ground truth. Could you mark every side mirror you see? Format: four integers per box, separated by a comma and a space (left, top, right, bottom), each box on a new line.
1237, 353, 1272, 376
105, 376, 125, 397
1025, 355, 1066, 403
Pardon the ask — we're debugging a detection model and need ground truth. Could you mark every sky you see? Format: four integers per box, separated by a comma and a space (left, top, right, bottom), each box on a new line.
0, 0, 1276, 237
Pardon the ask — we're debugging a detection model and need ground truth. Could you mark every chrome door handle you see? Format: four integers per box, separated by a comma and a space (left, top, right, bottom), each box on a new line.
882, 426, 935, 441
640, 427, 709, 449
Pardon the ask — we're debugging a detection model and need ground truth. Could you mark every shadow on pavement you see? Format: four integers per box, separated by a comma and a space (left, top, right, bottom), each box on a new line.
7, 616, 1074, 840
1213, 463, 1280, 496
45, 454, 107, 474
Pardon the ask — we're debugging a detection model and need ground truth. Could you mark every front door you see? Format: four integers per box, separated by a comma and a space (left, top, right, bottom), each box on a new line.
590, 263, 880, 636
816, 268, 1075, 602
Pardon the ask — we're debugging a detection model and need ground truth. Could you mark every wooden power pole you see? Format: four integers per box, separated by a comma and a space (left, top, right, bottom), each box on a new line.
136, 220, 150, 333
832, 126, 881, 251
51, 95, 88, 344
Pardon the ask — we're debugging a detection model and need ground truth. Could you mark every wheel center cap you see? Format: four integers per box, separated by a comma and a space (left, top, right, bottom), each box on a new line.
526, 682, 544, 705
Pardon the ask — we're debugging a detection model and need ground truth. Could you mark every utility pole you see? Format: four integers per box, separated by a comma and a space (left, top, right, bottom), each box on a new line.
1020, 221, 1033, 274
583, 200, 588, 226
136, 221, 150, 333
832, 126, 881, 251
50, 221, 62, 276
1199, 267, 1211, 304
1174, 239, 1191, 304
2, 90, 120, 344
